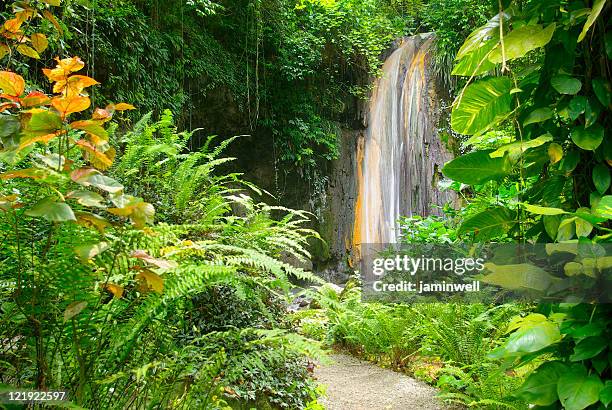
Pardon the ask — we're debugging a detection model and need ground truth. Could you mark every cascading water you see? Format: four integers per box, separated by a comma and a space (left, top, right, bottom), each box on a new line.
353, 34, 454, 250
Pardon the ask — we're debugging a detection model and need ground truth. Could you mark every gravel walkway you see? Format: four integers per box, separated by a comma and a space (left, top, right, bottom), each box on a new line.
315, 354, 449, 410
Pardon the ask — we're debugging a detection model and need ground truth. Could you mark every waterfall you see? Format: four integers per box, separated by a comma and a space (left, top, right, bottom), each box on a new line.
353, 34, 454, 249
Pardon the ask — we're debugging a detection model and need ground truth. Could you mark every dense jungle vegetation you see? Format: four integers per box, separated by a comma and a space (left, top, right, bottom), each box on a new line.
0, 0, 611, 409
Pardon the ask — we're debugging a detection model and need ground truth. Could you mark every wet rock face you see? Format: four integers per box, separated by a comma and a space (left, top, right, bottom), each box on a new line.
313, 128, 364, 282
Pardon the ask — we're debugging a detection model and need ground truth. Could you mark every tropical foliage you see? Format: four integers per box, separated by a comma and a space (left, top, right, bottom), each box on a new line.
2, 0, 611, 409
440, 0, 612, 408
0, 2, 325, 408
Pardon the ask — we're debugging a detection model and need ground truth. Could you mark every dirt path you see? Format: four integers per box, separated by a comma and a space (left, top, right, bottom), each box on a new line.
315, 354, 449, 410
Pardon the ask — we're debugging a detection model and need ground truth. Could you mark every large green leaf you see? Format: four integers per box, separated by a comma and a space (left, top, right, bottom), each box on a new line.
67, 190, 107, 208
517, 361, 567, 406
0, 115, 20, 138
25, 109, 62, 135
578, 0, 607, 42
459, 206, 515, 241
442, 150, 511, 185
593, 195, 612, 219
456, 12, 506, 59
592, 78, 611, 107
25, 197, 76, 222
543, 214, 562, 239
489, 314, 561, 360
570, 336, 607, 361
452, 39, 497, 76
568, 96, 587, 121
481, 263, 558, 292
601, 381, 612, 407
557, 364, 604, 410
451, 77, 513, 135
593, 163, 611, 194
490, 134, 553, 159
572, 124, 604, 151
551, 75, 582, 95
72, 168, 124, 193
585, 98, 601, 127
523, 107, 553, 126
489, 24, 556, 64
522, 203, 567, 215
557, 216, 577, 241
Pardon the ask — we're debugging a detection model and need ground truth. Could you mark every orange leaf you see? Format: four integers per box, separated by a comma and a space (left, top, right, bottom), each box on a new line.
43, 57, 85, 83
21, 91, 51, 108
74, 139, 113, 169
0, 71, 25, 97
42, 68, 64, 82
0, 168, 50, 180
51, 95, 90, 117
56, 57, 85, 73
16, 45, 40, 59
104, 283, 124, 299
31, 33, 49, 53
114, 103, 136, 111
43, 10, 63, 35
92, 108, 113, 122
70, 119, 108, 144
54, 75, 99, 96
19, 130, 66, 150
0, 94, 20, 103
0, 102, 18, 112
4, 15, 26, 33
0, 194, 20, 211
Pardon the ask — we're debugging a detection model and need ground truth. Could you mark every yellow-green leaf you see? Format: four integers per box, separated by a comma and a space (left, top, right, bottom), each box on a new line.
481, 263, 557, 292
137, 269, 164, 293
489, 24, 556, 64
578, 0, 607, 42
522, 203, 567, 215
31, 33, 49, 53
74, 211, 111, 233
67, 190, 106, 208
490, 134, 553, 159
0, 44, 9, 60
75, 241, 109, 261
548, 143, 563, 164
16, 44, 40, 59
